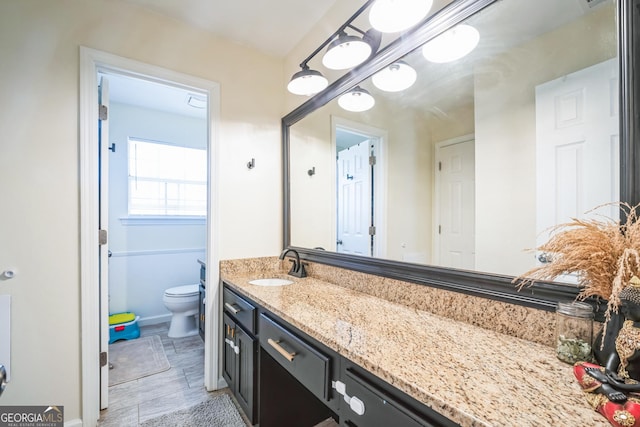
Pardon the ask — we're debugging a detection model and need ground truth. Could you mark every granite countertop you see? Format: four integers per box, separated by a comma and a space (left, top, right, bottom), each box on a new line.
221, 272, 607, 427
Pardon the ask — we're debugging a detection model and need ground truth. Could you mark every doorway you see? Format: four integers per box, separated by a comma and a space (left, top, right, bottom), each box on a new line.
332, 117, 386, 258
99, 70, 209, 409
534, 58, 619, 283
80, 47, 222, 425
433, 135, 476, 270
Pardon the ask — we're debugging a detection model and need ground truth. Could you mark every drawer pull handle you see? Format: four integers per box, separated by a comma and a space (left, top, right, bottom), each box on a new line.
268, 338, 296, 361
225, 302, 241, 314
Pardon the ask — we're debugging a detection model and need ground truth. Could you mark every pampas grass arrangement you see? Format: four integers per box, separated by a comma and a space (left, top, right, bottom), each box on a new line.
514, 203, 640, 336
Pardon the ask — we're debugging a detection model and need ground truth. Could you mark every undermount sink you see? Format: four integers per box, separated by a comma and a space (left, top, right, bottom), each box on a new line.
249, 278, 293, 287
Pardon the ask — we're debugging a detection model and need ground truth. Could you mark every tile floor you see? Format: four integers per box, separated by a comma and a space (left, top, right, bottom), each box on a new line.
98, 322, 250, 426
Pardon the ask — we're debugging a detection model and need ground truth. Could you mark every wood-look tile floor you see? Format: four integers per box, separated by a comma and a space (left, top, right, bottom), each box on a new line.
98, 322, 250, 427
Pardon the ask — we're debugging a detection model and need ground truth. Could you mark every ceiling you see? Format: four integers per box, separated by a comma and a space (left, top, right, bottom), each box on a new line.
100, 72, 207, 119
105, 0, 346, 119
104, 0, 606, 122
120, 0, 340, 58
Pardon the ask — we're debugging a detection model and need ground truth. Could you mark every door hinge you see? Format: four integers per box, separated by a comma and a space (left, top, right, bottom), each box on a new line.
100, 351, 107, 367
99, 104, 108, 121
438, 161, 442, 171
439, 225, 442, 234
99, 229, 108, 245
369, 155, 376, 166
369, 226, 376, 236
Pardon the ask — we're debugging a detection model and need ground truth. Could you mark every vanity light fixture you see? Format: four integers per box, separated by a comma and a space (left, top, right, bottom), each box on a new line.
338, 86, 375, 112
371, 60, 417, 92
369, 0, 433, 33
322, 32, 373, 70
287, 66, 329, 96
287, 0, 382, 96
422, 24, 480, 63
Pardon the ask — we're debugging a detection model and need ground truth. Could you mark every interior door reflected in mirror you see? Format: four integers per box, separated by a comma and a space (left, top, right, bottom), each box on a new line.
288, 0, 619, 281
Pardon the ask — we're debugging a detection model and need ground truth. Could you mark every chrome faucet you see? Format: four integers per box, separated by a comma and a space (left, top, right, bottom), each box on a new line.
279, 248, 307, 278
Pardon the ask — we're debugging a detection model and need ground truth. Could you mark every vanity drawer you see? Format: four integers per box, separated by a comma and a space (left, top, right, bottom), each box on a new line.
223, 287, 256, 334
340, 362, 458, 427
259, 313, 330, 401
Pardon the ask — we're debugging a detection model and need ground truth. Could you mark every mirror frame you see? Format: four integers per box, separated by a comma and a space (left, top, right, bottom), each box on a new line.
282, 0, 640, 314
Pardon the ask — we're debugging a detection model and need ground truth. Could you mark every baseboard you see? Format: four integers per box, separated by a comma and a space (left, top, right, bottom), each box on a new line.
64, 418, 83, 427
216, 376, 228, 390
138, 314, 171, 327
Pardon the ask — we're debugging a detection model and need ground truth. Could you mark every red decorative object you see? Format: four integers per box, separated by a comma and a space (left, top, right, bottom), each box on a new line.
575, 362, 640, 427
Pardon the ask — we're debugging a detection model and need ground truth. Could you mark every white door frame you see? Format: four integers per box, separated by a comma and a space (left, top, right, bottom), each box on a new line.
97, 76, 110, 409
79, 47, 222, 426
331, 116, 387, 258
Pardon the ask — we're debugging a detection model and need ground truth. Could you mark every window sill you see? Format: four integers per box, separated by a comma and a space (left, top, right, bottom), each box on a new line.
119, 216, 206, 226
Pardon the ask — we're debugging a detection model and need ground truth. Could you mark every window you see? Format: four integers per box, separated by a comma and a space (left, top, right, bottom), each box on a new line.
128, 139, 206, 216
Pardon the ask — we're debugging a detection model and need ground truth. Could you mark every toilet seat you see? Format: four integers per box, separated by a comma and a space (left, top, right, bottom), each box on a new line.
164, 284, 199, 297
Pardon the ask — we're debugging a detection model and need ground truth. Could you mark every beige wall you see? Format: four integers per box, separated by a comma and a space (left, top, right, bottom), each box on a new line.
289, 110, 335, 250
0, 0, 283, 422
289, 93, 439, 261
474, 3, 617, 275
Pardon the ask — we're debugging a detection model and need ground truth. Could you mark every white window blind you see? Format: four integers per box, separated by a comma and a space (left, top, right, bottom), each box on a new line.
128, 139, 206, 216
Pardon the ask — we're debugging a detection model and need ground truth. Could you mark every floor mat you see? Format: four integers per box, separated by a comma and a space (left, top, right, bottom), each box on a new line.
108, 335, 170, 386
139, 393, 247, 427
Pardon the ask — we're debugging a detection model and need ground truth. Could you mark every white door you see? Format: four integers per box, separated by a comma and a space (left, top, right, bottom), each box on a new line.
536, 58, 619, 252
435, 138, 475, 269
98, 76, 110, 409
337, 141, 372, 255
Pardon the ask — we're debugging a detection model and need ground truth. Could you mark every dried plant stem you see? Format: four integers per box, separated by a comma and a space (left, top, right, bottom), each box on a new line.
514, 203, 640, 334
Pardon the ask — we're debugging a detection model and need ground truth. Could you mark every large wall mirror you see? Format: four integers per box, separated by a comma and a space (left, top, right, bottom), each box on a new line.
283, 0, 640, 311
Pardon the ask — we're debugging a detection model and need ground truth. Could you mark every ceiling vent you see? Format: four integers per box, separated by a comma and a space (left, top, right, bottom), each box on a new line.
186, 94, 206, 109
579, 0, 608, 11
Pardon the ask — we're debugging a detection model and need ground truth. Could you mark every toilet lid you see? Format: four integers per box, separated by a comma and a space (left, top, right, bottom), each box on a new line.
165, 284, 199, 297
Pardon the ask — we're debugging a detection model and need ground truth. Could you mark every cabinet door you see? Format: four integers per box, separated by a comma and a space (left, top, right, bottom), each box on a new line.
222, 313, 236, 388
198, 282, 205, 340
235, 326, 257, 424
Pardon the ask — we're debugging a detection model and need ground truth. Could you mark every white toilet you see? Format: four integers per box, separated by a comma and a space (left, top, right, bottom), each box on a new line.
163, 284, 200, 338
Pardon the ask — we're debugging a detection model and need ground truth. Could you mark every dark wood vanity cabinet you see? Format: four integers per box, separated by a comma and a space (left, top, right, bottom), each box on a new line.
222, 288, 257, 424
258, 312, 340, 427
198, 280, 205, 340
338, 360, 459, 427
221, 283, 458, 427
198, 260, 206, 340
